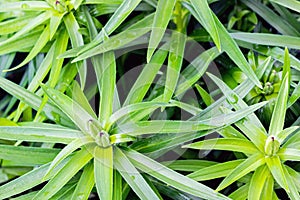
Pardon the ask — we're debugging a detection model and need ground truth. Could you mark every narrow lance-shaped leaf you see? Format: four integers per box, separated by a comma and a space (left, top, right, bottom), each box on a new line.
64, 12, 87, 88
113, 101, 267, 135
94, 146, 113, 200
183, 138, 258, 155
124, 45, 168, 105
265, 155, 289, 192
147, 0, 176, 62
114, 147, 160, 200
190, 0, 221, 50
108, 102, 173, 127
216, 153, 265, 191
0, 1, 51, 12
231, 33, 300, 50
0, 15, 34, 35
6, 24, 50, 71
207, 72, 267, 151
248, 165, 270, 200
33, 149, 93, 200
187, 160, 245, 181
184, 2, 261, 88
269, 48, 290, 136
261, 174, 276, 200
282, 165, 300, 200
0, 77, 71, 125
0, 158, 71, 199
98, 50, 116, 126
124, 148, 230, 200
71, 81, 96, 117
241, 0, 300, 36
0, 11, 52, 50
0, 126, 84, 144
78, 0, 143, 55
41, 83, 99, 135
0, 145, 60, 166
44, 136, 94, 179
270, 0, 300, 13
71, 162, 95, 200
163, 31, 186, 102
175, 47, 221, 96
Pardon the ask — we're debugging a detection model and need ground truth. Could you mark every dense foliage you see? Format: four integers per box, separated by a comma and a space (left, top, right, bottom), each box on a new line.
0, 0, 299, 199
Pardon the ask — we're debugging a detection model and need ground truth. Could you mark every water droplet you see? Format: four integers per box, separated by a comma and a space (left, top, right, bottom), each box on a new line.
21, 3, 29, 9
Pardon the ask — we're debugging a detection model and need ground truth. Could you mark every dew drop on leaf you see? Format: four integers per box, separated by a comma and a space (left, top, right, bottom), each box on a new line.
21, 3, 29, 9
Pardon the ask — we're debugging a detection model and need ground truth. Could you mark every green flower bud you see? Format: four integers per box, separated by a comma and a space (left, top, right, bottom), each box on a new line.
95, 131, 111, 148
264, 135, 280, 156
263, 82, 274, 95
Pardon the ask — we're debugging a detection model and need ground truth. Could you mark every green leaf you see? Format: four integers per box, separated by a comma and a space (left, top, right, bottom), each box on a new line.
271, 0, 300, 13
0, 15, 34, 35
183, 138, 258, 155
265, 155, 289, 192
269, 50, 290, 136
97, 51, 116, 126
175, 47, 221, 96
216, 153, 265, 191
33, 149, 92, 200
113, 170, 122, 200
261, 173, 275, 200
113, 101, 266, 135
0, 145, 59, 166
108, 102, 173, 126
190, 0, 221, 50
64, 12, 86, 88
207, 72, 267, 151
45, 136, 94, 178
94, 146, 113, 200
71, 81, 97, 118
124, 46, 168, 105
71, 162, 94, 200
0, 118, 17, 126
185, 2, 261, 88
169, 99, 202, 115
228, 183, 249, 200
231, 32, 300, 50
114, 147, 160, 200
0, 11, 51, 48
162, 160, 217, 172
248, 165, 270, 200
0, 1, 51, 12
195, 84, 214, 106
124, 148, 230, 200
0, 158, 70, 199
188, 160, 245, 181
7, 25, 50, 72
277, 126, 299, 144
78, 0, 143, 55
147, 0, 176, 62
41, 83, 99, 135
163, 31, 186, 102
241, 0, 300, 36
282, 127, 300, 148
0, 125, 84, 144
288, 82, 300, 107
282, 165, 300, 200
0, 28, 42, 56
278, 148, 300, 161
72, 25, 152, 62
